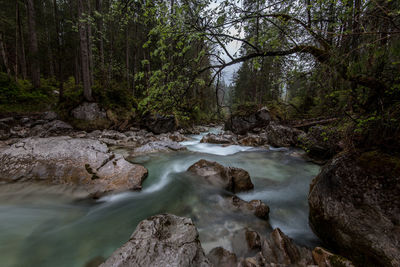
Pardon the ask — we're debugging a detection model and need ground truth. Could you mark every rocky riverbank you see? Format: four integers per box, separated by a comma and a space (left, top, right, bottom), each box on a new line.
1, 108, 396, 266
99, 214, 354, 267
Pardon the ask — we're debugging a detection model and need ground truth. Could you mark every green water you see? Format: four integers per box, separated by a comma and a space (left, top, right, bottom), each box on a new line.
0, 131, 320, 267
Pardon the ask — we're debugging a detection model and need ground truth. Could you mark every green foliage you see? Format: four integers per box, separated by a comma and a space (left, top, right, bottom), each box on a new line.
0, 72, 56, 113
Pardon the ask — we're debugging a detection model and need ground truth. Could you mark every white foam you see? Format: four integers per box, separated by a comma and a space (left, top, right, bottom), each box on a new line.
186, 143, 252, 156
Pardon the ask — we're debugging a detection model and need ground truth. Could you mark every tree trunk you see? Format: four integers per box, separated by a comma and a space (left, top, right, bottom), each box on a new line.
17, 0, 27, 80
0, 32, 11, 77
26, 0, 41, 88
53, 0, 63, 101
74, 49, 81, 85
96, 0, 105, 81
15, 0, 19, 79
126, 26, 130, 89
87, 0, 94, 86
78, 0, 93, 101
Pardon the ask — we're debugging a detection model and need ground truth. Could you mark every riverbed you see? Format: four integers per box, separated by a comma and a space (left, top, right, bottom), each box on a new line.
0, 128, 320, 267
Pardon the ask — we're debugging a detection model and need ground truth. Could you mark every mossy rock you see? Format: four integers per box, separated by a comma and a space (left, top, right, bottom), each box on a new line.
70, 118, 112, 131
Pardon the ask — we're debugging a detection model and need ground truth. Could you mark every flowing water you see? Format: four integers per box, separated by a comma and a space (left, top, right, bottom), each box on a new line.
0, 128, 321, 267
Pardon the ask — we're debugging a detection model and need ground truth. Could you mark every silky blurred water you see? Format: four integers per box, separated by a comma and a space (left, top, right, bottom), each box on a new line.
0, 129, 320, 267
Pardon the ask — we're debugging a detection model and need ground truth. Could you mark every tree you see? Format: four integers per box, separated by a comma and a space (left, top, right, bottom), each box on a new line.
26, 0, 40, 88
77, 0, 93, 101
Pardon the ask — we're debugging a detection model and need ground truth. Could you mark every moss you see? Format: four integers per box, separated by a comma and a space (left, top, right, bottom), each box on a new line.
358, 150, 400, 177
328, 255, 350, 267
232, 103, 259, 117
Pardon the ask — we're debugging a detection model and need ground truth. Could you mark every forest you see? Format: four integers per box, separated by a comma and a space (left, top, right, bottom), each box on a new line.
0, 0, 399, 267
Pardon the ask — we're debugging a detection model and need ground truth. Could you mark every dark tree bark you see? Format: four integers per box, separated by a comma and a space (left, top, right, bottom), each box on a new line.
126, 26, 130, 89
53, 0, 64, 101
0, 32, 11, 77
26, 0, 41, 88
96, 0, 105, 81
78, 0, 93, 101
86, 0, 94, 86
17, 0, 27, 80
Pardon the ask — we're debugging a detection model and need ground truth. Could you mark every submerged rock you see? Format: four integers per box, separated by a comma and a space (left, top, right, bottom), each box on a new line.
309, 152, 400, 266
225, 107, 271, 135
227, 196, 269, 220
187, 159, 254, 193
0, 137, 148, 197
100, 214, 211, 267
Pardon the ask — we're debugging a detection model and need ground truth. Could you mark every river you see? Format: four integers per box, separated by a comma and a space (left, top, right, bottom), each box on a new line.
0, 128, 320, 267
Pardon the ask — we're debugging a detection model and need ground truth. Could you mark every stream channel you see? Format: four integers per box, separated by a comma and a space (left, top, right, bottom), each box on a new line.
0, 128, 321, 267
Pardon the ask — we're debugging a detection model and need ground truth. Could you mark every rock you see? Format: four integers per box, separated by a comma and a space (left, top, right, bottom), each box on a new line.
0, 137, 148, 197
225, 107, 271, 135
0, 122, 9, 130
100, 130, 127, 140
133, 140, 186, 155
298, 125, 342, 161
9, 126, 30, 138
312, 247, 354, 267
207, 247, 238, 267
260, 228, 314, 266
20, 117, 30, 124
30, 120, 74, 137
0, 129, 10, 140
167, 132, 189, 142
227, 196, 269, 220
218, 228, 322, 267
87, 130, 102, 139
100, 214, 211, 267
308, 152, 400, 266
200, 133, 237, 144
0, 117, 14, 123
187, 160, 254, 193
264, 122, 303, 147
238, 135, 267, 147
245, 230, 262, 250
143, 114, 176, 134
71, 102, 107, 121
42, 111, 58, 121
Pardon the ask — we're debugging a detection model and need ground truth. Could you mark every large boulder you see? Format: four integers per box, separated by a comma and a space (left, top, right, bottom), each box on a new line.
309, 151, 400, 266
0, 137, 148, 197
187, 160, 254, 193
71, 102, 107, 121
263, 122, 304, 147
225, 107, 271, 135
298, 125, 342, 161
100, 214, 211, 267
143, 114, 176, 134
